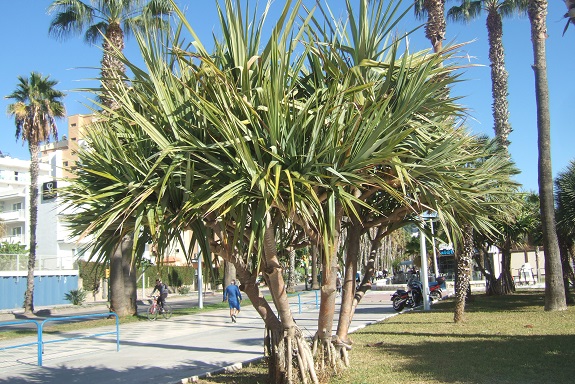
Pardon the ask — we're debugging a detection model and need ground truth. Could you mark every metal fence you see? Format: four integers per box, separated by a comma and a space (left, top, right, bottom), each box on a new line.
0, 312, 119, 366
0, 253, 78, 273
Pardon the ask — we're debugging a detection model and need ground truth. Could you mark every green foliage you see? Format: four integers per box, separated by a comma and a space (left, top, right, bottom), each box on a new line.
64, 288, 87, 306
0, 242, 28, 271
168, 268, 183, 288
143, 265, 196, 289
0, 241, 27, 254
78, 261, 105, 292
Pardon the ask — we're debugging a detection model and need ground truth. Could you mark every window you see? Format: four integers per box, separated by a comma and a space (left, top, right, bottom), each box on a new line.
14, 171, 18, 181
71, 123, 77, 127
12, 227, 23, 236
12, 202, 22, 211
63, 161, 69, 167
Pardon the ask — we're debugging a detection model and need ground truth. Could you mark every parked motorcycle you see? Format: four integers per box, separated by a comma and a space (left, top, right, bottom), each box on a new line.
429, 276, 446, 301
391, 277, 423, 311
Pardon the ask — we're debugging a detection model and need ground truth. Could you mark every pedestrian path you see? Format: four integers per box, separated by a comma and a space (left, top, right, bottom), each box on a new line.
0, 289, 397, 384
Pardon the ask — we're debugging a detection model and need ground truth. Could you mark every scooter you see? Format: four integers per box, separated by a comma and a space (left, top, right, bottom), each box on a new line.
391, 277, 423, 311
429, 276, 446, 301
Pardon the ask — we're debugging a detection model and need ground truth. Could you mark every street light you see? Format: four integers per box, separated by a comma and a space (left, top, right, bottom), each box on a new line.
419, 227, 430, 311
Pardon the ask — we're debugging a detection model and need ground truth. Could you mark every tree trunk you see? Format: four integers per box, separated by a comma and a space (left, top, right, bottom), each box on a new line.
262, 214, 318, 384
491, 237, 516, 295
122, 236, 137, 316
486, 7, 512, 151
454, 224, 473, 323
423, 0, 446, 52
286, 247, 296, 293
559, 240, 574, 304
311, 244, 320, 290
101, 22, 125, 110
110, 236, 133, 316
24, 143, 40, 314
336, 219, 362, 352
528, 0, 567, 311
223, 260, 236, 288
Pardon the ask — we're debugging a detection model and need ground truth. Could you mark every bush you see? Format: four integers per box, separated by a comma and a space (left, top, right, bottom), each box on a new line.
178, 286, 191, 295
64, 289, 88, 306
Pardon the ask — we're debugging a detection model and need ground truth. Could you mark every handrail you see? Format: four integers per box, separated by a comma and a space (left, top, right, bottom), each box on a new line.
295, 290, 319, 314
0, 312, 119, 366
0, 319, 41, 351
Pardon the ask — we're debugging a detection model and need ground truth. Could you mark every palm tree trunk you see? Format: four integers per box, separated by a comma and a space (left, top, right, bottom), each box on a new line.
24, 143, 40, 314
122, 236, 137, 316
487, 8, 512, 151
110, 236, 128, 316
424, 0, 446, 52
101, 23, 126, 110
528, 0, 567, 311
454, 224, 473, 323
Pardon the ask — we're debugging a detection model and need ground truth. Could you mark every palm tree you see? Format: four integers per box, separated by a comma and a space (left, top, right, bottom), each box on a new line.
5, 72, 66, 314
48, 0, 173, 110
415, 0, 448, 52
563, 0, 575, 34
555, 160, 575, 302
448, 0, 527, 151
527, 0, 567, 311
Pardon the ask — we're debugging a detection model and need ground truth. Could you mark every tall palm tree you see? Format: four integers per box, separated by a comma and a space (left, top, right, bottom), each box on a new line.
415, 0, 448, 52
448, 1, 529, 296
527, 0, 567, 311
5, 72, 66, 314
48, 0, 173, 110
448, 0, 528, 151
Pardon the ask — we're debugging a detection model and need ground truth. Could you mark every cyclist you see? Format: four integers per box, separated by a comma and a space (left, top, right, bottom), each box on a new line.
151, 278, 169, 312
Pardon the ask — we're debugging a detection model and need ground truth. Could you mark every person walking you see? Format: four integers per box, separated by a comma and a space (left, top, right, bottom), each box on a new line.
223, 279, 242, 323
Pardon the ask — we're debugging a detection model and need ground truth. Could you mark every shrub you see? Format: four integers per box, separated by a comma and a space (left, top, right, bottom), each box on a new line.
178, 286, 191, 295
64, 289, 88, 306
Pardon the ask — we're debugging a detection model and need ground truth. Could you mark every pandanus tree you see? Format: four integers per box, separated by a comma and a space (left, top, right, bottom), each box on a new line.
5, 72, 66, 314
61, 0, 519, 381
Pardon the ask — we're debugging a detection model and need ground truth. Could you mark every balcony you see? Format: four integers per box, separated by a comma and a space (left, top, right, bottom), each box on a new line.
0, 235, 25, 245
0, 209, 26, 223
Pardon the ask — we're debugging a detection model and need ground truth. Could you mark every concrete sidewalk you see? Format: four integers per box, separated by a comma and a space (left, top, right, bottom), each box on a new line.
0, 289, 397, 384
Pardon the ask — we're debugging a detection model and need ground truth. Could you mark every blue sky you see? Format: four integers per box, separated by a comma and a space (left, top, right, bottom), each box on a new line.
1, 0, 573, 193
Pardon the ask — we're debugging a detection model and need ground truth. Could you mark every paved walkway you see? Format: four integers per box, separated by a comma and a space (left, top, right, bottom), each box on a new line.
0, 289, 398, 384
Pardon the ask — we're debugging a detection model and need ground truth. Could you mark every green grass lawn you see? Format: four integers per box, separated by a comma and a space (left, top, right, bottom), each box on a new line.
197, 290, 575, 384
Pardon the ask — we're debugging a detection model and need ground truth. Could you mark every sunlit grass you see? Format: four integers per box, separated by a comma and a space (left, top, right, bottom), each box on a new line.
198, 290, 575, 384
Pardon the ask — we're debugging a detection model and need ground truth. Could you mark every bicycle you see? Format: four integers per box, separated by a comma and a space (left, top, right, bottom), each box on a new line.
147, 295, 173, 321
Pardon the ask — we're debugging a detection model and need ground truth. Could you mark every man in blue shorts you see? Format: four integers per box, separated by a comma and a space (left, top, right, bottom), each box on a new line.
223, 279, 242, 323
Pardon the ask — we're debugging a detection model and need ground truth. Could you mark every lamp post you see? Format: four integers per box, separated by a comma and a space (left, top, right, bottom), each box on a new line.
196, 250, 203, 309
430, 219, 439, 278
419, 227, 430, 311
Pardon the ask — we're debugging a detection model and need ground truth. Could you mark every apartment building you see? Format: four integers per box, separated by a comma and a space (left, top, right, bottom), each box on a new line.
0, 155, 52, 248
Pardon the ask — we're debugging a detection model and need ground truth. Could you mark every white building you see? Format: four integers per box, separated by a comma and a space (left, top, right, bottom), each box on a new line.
0, 152, 79, 270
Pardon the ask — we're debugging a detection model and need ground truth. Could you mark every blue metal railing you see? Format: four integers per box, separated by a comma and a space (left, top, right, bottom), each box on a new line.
0, 312, 119, 366
295, 290, 319, 314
